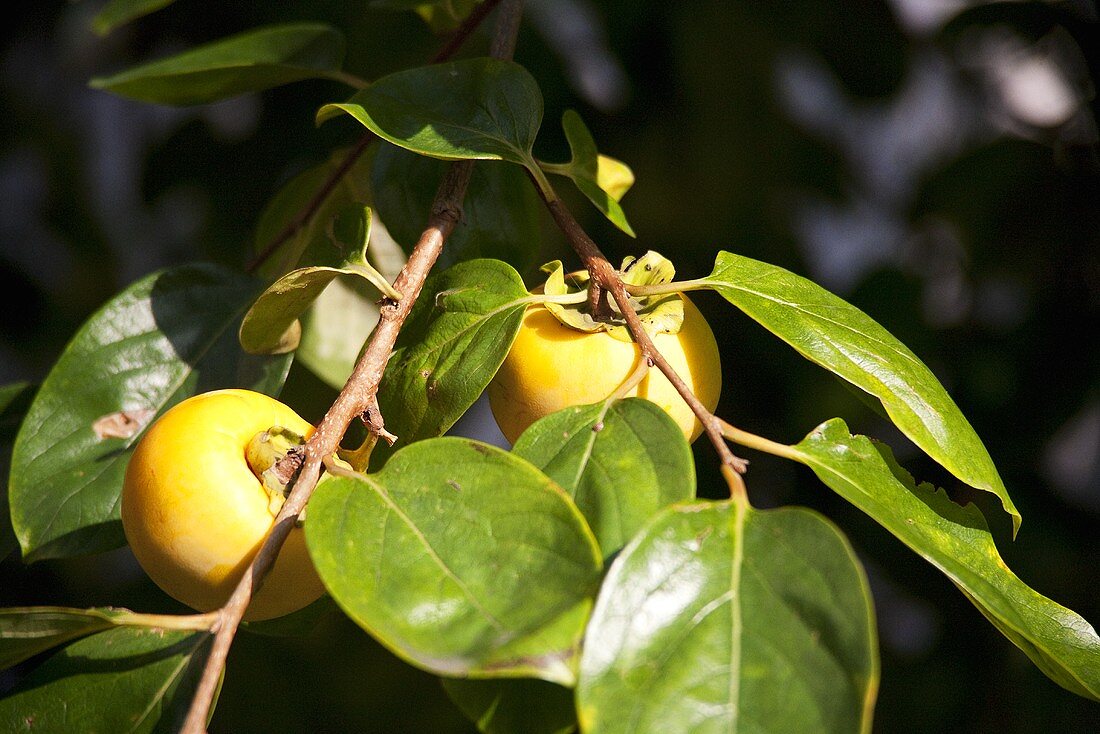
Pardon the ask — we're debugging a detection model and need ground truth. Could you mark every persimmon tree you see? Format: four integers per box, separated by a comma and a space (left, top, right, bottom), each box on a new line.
2, 1, 1098, 732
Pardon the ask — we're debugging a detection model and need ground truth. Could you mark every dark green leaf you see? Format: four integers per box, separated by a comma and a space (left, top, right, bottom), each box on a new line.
373, 259, 529, 464
92, 0, 178, 36
577, 500, 878, 734
699, 251, 1020, 533
0, 607, 120, 672
0, 627, 212, 733
318, 58, 542, 166
372, 143, 541, 273
8, 264, 291, 561
791, 418, 1100, 701
539, 111, 635, 236
443, 678, 577, 734
240, 595, 337, 638
252, 148, 374, 280
512, 398, 695, 559
90, 23, 347, 106
1, 383, 35, 561
306, 438, 603, 685
371, 0, 482, 33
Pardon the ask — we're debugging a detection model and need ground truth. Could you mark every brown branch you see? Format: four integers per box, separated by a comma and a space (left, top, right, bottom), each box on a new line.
245, 0, 507, 276
179, 3, 523, 732
540, 195, 749, 498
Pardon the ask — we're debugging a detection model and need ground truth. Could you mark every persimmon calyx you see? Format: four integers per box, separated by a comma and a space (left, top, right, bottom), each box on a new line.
539, 250, 684, 341
245, 426, 307, 516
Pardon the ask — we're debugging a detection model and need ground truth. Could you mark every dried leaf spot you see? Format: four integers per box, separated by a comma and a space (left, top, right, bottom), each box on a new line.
447, 480, 462, 492
93, 408, 155, 440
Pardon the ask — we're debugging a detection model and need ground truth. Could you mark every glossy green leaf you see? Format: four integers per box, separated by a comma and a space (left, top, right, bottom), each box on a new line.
240, 207, 401, 355
539, 111, 635, 236
8, 264, 291, 561
0, 627, 212, 733
1, 383, 35, 561
90, 23, 347, 106
443, 678, 577, 734
698, 251, 1020, 533
790, 418, 1100, 701
372, 143, 541, 273
512, 398, 695, 559
318, 58, 543, 167
373, 259, 529, 463
577, 500, 878, 733
306, 438, 603, 685
92, 0, 179, 35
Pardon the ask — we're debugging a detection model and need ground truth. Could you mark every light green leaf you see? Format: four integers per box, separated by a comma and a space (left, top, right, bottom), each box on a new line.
371, 143, 541, 273
92, 0, 178, 36
8, 264, 292, 561
0, 627, 212, 733
90, 23, 347, 106
1, 383, 35, 561
372, 259, 530, 464
442, 678, 577, 734
240, 207, 401, 355
371, 0, 482, 33
318, 58, 543, 167
791, 418, 1100, 701
576, 501, 878, 734
698, 251, 1020, 533
306, 438, 603, 685
539, 110, 635, 236
512, 398, 695, 559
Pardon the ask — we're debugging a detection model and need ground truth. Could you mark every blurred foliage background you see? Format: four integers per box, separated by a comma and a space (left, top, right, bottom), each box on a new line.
2, 1, 1098, 731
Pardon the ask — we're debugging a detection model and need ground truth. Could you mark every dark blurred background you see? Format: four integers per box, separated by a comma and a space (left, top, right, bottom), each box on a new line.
2, 1, 1098, 731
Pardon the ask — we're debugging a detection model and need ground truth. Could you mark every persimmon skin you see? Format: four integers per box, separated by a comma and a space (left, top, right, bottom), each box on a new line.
488, 295, 722, 444
121, 389, 325, 621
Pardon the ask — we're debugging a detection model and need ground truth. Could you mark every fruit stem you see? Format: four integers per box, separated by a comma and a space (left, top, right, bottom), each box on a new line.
245, 427, 307, 515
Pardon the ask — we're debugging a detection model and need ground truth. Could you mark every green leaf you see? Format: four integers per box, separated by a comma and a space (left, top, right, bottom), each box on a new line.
790, 418, 1100, 701
0, 627, 212, 733
371, 143, 542, 273
252, 148, 375, 280
306, 438, 603, 685
576, 501, 878, 734
1, 383, 35, 561
698, 251, 1020, 533
373, 259, 530, 463
318, 58, 543, 167
90, 23, 347, 106
240, 595, 337, 638
92, 0, 179, 36
539, 111, 635, 236
8, 264, 292, 561
240, 207, 401, 355
512, 398, 695, 559
442, 678, 577, 734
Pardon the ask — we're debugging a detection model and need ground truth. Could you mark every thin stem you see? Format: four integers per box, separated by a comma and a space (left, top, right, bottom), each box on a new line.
624, 279, 710, 297
536, 188, 750, 502
179, 4, 524, 732
611, 356, 653, 401
110, 610, 220, 632
719, 419, 802, 462
246, 0, 507, 276
322, 69, 370, 89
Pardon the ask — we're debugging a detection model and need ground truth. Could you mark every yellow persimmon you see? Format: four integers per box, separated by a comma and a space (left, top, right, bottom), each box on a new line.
121, 389, 324, 621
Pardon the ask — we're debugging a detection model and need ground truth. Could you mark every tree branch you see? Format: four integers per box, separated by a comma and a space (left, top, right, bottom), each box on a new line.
179, 3, 523, 732
539, 194, 749, 499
